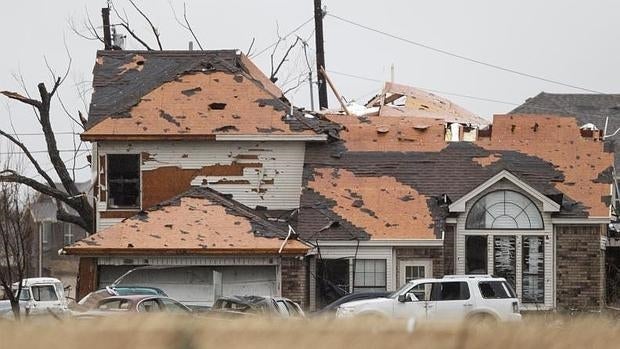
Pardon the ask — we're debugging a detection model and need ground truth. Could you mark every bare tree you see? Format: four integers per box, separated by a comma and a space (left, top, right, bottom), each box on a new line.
0, 69, 94, 233
0, 156, 34, 319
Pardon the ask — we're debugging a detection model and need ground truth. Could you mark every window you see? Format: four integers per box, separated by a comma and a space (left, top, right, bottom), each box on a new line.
479, 281, 516, 299
160, 298, 189, 313
107, 154, 140, 208
465, 235, 487, 274
275, 300, 290, 317
31, 285, 58, 301
41, 222, 52, 248
63, 224, 74, 245
97, 299, 131, 311
353, 259, 386, 293
138, 299, 162, 312
466, 190, 543, 230
404, 265, 425, 284
316, 259, 349, 307
406, 282, 433, 301
494, 236, 516, 288
522, 236, 545, 303
431, 282, 470, 301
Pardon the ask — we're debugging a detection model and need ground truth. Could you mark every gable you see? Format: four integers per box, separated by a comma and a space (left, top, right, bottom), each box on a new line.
449, 170, 560, 213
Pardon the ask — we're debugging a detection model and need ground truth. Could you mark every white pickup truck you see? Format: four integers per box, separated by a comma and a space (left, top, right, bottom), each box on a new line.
0, 277, 69, 317
336, 275, 521, 322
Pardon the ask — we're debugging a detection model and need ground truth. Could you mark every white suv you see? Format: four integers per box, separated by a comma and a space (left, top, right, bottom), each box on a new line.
336, 275, 521, 322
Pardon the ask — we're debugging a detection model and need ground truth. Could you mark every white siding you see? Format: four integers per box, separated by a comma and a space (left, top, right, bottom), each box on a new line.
454, 179, 554, 309
97, 140, 306, 210
98, 218, 124, 231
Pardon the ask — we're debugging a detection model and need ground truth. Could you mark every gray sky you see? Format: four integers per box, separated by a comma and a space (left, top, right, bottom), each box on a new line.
1, 0, 619, 183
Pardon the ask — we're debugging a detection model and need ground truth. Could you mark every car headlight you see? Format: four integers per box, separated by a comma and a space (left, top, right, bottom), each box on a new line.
336, 306, 356, 318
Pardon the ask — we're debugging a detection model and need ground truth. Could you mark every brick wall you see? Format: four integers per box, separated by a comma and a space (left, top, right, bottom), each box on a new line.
395, 247, 443, 288
556, 225, 605, 310
443, 224, 456, 275
281, 257, 308, 309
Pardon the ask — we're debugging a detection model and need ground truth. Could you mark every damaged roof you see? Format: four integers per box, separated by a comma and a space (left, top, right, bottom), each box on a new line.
81, 50, 321, 141
366, 82, 489, 126
510, 92, 620, 164
64, 187, 308, 255
298, 113, 612, 241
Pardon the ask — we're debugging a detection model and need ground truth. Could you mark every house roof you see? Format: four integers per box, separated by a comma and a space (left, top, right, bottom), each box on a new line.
81, 50, 320, 141
366, 82, 489, 126
297, 113, 612, 241
30, 181, 91, 223
63, 187, 308, 256
509, 92, 620, 164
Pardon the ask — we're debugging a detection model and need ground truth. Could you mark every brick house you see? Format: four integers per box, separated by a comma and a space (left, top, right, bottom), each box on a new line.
65, 50, 613, 311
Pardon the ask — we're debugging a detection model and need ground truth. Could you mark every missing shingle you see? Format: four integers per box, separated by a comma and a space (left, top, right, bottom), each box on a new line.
209, 102, 227, 110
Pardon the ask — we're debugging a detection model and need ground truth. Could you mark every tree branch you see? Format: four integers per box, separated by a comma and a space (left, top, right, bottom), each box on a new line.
114, 23, 153, 50
0, 91, 42, 109
270, 37, 302, 83
127, 0, 163, 50
0, 170, 73, 205
0, 130, 57, 189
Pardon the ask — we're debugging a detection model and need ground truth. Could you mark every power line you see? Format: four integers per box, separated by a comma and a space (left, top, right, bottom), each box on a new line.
251, 17, 315, 58
0, 149, 91, 155
327, 13, 605, 94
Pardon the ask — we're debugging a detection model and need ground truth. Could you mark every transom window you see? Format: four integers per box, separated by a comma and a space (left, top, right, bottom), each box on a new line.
466, 190, 543, 230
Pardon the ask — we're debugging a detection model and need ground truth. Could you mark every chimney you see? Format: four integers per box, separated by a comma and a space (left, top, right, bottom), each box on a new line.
101, 7, 112, 50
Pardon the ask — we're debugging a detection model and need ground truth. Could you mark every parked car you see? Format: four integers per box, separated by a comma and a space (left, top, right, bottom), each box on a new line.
73, 286, 168, 311
74, 295, 191, 318
315, 291, 391, 315
210, 296, 305, 318
0, 277, 69, 318
336, 275, 521, 322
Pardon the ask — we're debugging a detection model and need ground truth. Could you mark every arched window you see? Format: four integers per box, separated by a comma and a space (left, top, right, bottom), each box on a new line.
466, 190, 543, 230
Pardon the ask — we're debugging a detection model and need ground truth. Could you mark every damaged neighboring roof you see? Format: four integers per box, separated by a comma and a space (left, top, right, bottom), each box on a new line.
365, 82, 489, 126
298, 113, 613, 241
63, 187, 308, 256
81, 50, 324, 141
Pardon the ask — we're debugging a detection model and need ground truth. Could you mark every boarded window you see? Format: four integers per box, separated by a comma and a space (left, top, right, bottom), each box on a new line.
353, 259, 386, 293
107, 154, 140, 208
494, 236, 516, 289
466, 190, 543, 230
465, 235, 487, 274
522, 236, 545, 303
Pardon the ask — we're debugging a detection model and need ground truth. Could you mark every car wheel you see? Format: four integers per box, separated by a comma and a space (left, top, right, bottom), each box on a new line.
467, 313, 497, 328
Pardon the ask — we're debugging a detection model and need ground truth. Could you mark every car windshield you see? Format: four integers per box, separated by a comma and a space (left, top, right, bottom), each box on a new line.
389, 282, 415, 298
13, 288, 31, 301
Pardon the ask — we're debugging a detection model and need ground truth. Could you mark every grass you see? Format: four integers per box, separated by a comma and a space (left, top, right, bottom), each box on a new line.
1, 314, 619, 349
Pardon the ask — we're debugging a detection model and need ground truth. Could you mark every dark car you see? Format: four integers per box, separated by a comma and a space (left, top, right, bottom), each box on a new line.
210, 296, 304, 318
315, 292, 391, 314
73, 286, 168, 312
75, 295, 190, 318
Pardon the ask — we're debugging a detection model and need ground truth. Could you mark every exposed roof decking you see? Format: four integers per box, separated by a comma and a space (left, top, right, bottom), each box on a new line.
64, 187, 308, 255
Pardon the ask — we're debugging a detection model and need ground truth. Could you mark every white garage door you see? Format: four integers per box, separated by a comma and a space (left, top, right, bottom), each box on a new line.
98, 265, 277, 306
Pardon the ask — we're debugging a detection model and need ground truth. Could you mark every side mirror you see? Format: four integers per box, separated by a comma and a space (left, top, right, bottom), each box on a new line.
398, 294, 407, 303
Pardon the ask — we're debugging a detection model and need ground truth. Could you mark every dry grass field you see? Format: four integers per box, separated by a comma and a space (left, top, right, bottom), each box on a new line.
1, 314, 619, 349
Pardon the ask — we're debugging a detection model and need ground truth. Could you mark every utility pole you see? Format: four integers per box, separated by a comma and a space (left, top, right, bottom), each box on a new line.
314, 0, 328, 110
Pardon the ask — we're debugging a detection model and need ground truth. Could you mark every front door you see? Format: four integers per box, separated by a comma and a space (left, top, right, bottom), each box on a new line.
399, 259, 432, 287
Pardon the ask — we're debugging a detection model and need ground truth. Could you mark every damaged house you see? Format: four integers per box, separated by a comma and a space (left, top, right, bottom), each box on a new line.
65, 49, 613, 311
63, 50, 323, 307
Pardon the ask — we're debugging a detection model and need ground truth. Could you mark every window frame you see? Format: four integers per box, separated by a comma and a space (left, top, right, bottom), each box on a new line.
465, 190, 544, 230
353, 259, 387, 293
106, 153, 142, 210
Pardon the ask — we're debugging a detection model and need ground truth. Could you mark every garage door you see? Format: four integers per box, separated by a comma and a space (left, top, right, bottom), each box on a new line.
98, 265, 277, 306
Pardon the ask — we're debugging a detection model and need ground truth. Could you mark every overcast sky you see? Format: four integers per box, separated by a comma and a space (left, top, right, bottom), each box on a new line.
1, 0, 619, 183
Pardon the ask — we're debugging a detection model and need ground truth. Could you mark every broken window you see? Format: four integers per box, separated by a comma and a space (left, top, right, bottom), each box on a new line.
494, 236, 516, 289
466, 190, 543, 230
107, 154, 140, 208
353, 259, 386, 293
316, 259, 349, 308
522, 236, 545, 303
465, 235, 487, 274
